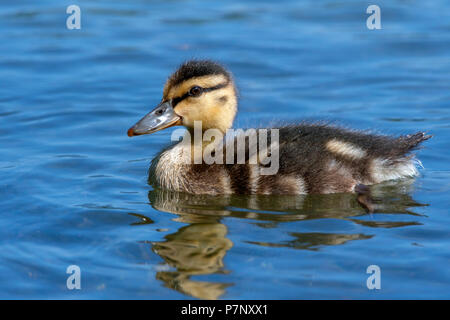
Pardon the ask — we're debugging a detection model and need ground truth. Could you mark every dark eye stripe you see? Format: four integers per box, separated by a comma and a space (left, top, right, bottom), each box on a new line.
171, 81, 229, 107
171, 92, 189, 108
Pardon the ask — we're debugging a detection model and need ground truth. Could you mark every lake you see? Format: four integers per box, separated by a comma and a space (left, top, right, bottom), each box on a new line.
0, 0, 449, 299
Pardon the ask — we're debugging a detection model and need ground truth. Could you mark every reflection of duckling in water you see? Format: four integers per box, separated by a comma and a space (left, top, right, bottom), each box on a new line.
145, 180, 426, 299
128, 60, 431, 198
152, 223, 232, 300
148, 178, 427, 225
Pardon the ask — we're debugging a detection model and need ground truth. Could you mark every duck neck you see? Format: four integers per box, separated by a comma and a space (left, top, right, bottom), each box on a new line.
184, 126, 226, 164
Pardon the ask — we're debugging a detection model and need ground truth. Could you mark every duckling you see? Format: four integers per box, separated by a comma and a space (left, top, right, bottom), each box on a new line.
127, 60, 431, 196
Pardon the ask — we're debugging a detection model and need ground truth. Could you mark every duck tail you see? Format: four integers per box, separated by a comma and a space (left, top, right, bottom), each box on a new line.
400, 132, 432, 152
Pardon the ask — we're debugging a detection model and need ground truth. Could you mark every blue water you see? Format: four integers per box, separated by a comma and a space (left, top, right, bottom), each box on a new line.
0, 0, 449, 299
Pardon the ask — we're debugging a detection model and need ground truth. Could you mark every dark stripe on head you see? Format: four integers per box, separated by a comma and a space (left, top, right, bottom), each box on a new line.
171, 81, 229, 107
169, 60, 231, 87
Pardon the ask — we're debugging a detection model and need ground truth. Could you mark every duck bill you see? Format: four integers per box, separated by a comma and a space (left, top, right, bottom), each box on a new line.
127, 101, 181, 137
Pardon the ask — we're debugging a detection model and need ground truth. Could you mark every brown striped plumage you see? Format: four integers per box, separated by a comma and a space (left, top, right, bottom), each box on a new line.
128, 60, 431, 195
149, 124, 430, 195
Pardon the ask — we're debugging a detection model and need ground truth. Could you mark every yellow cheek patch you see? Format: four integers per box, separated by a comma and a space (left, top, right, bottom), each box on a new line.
168, 80, 236, 133
173, 100, 191, 117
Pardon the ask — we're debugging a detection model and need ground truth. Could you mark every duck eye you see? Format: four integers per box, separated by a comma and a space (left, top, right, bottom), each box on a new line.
189, 86, 203, 97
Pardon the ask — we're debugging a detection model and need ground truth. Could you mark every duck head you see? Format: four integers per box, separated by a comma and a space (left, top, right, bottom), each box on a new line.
127, 60, 238, 137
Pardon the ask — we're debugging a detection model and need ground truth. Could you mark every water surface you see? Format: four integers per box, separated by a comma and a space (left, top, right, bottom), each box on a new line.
0, 0, 449, 299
